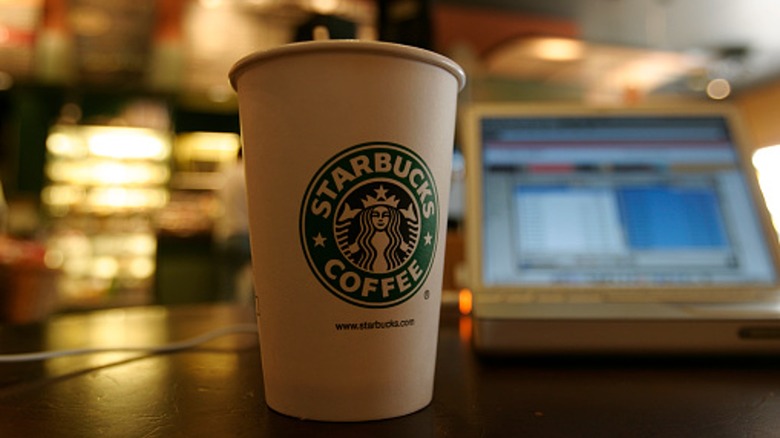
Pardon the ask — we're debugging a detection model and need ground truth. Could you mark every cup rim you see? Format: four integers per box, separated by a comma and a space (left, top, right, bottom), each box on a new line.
228, 39, 466, 92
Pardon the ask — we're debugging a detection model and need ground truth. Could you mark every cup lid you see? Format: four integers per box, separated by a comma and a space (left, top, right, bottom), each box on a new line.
228, 40, 466, 92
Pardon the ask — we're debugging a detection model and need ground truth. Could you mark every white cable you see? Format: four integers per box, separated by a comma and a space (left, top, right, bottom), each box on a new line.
0, 323, 258, 363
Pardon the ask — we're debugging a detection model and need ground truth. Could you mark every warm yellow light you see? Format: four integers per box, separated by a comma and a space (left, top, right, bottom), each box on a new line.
46, 160, 169, 186
44, 249, 65, 270
42, 185, 85, 207
88, 129, 170, 160
128, 257, 155, 279
47, 132, 87, 157
175, 132, 240, 164
61, 255, 92, 277
94, 162, 169, 185
127, 234, 157, 256
87, 187, 168, 211
199, 0, 223, 8
309, 0, 339, 14
531, 37, 584, 62
45, 308, 169, 373
48, 125, 171, 160
753, 145, 780, 233
93, 256, 119, 279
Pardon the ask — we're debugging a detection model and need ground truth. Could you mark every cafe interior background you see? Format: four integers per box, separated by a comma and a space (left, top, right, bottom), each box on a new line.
1, 0, 780, 323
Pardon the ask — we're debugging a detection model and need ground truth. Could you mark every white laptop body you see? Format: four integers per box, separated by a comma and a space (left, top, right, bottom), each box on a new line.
462, 102, 780, 355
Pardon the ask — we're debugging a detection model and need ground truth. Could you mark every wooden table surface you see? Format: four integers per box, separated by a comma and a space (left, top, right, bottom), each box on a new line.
1, 303, 779, 437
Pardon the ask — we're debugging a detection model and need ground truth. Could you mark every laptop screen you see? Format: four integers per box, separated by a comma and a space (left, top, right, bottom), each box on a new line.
477, 109, 778, 288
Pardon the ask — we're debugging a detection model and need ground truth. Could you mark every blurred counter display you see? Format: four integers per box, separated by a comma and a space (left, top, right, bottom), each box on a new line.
154, 191, 218, 236
154, 131, 240, 236
152, 132, 241, 305
41, 124, 171, 310
170, 131, 240, 191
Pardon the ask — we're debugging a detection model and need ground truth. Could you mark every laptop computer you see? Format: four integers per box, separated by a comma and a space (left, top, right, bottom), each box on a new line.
461, 102, 780, 355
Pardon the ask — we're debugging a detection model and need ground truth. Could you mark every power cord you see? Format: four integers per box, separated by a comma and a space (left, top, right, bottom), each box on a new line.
0, 323, 258, 363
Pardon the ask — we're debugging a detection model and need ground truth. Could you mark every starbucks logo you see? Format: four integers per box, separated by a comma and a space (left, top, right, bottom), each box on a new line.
300, 142, 439, 308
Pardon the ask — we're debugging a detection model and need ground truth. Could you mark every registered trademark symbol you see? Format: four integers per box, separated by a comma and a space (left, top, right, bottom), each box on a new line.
424, 290, 430, 299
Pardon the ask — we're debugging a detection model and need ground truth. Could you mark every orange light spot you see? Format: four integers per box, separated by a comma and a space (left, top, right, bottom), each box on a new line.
458, 288, 472, 315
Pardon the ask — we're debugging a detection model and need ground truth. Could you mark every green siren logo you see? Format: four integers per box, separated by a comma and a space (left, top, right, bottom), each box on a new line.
300, 142, 439, 308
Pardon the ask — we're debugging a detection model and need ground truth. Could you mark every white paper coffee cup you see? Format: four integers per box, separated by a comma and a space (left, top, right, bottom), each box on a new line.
229, 40, 465, 422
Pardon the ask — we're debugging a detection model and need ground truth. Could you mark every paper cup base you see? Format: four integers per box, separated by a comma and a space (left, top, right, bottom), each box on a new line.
266, 396, 431, 422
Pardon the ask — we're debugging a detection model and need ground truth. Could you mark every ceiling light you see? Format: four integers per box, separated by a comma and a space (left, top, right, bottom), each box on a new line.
485, 37, 708, 102
530, 37, 584, 62
200, 0, 224, 8
706, 78, 731, 100
309, 0, 340, 14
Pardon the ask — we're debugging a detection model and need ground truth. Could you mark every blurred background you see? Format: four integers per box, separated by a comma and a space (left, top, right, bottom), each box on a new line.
1, 0, 780, 322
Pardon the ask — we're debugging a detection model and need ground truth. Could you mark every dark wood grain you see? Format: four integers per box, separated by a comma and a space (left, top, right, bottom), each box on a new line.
1, 304, 779, 437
